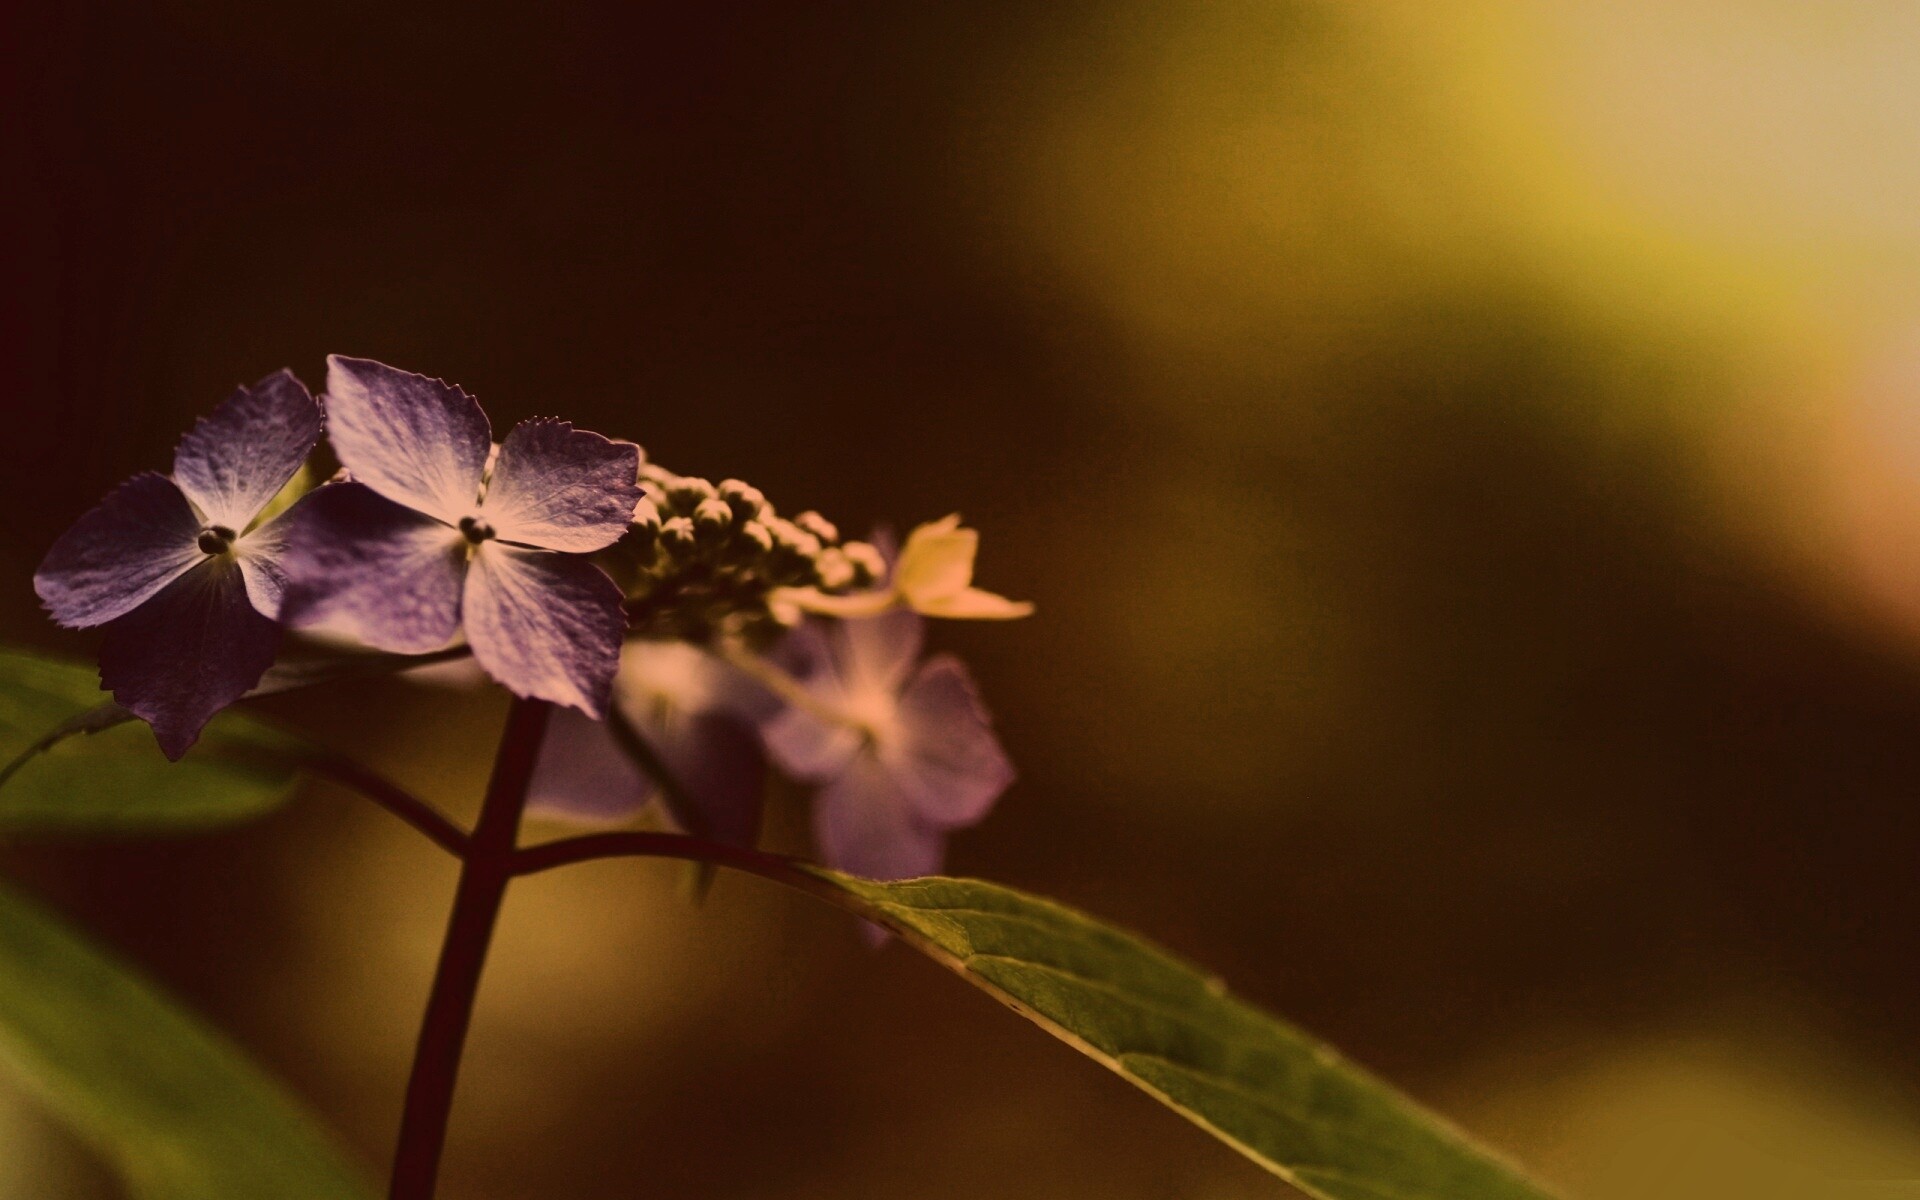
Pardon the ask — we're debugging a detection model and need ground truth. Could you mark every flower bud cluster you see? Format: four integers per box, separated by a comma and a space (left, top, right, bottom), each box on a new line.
610, 459, 881, 643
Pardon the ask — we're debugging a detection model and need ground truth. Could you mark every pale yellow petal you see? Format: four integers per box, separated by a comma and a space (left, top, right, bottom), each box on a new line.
895, 519, 977, 603
917, 586, 1035, 620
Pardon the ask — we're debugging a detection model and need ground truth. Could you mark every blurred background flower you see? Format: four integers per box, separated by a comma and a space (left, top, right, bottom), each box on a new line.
4, 1, 1920, 1195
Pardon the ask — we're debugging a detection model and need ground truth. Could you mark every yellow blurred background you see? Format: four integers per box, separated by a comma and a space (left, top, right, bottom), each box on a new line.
5, 2, 1920, 1195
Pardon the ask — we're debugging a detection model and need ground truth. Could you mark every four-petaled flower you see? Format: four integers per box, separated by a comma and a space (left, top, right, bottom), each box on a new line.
762, 610, 1013, 879
774, 514, 1032, 622
34, 372, 324, 758
282, 357, 641, 716
529, 640, 776, 846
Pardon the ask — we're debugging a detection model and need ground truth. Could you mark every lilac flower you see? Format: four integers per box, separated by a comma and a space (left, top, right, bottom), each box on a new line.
528, 640, 777, 845
34, 371, 323, 759
762, 610, 1013, 879
282, 357, 641, 716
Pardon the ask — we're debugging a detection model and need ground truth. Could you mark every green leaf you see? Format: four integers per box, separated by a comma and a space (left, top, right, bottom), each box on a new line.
812, 871, 1559, 1200
0, 877, 372, 1198
0, 649, 302, 832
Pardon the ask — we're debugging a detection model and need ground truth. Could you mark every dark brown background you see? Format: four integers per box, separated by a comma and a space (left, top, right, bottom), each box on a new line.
3, 3, 1919, 1196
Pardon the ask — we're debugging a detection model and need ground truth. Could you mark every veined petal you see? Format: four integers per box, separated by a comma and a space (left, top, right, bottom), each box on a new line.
913, 586, 1035, 620
464, 544, 625, 716
480, 419, 641, 551
278, 482, 466, 653
35, 473, 203, 628
171, 370, 323, 532
324, 356, 491, 522
99, 557, 280, 760
885, 654, 1014, 827
813, 754, 947, 880
230, 498, 303, 619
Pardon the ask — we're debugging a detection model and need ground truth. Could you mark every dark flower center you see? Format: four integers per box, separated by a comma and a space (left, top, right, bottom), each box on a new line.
458, 515, 495, 544
196, 525, 237, 555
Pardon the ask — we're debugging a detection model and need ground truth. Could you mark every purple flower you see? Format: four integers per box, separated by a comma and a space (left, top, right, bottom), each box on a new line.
528, 640, 777, 845
763, 610, 1013, 879
281, 357, 641, 716
34, 371, 324, 759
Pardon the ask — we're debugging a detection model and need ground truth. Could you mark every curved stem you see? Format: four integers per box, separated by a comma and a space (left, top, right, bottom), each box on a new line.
509, 829, 885, 931
301, 752, 469, 857
388, 697, 551, 1200
513, 829, 801, 880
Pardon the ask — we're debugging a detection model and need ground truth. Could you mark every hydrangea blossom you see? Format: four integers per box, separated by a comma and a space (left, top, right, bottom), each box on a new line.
762, 610, 1013, 878
774, 515, 1031, 622
528, 639, 776, 845
282, 357, 640, 715
34, 371, 323, 758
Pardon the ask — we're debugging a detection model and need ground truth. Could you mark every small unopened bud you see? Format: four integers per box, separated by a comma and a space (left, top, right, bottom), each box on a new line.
631, 496, 661, 534
814, 546, 855, 590
764, 518, 823, 584
735, 520, 774, 557
793, 510, 838, 545
692, 497, 733, 542
767, 519, 822, 560
666, 476, 717, 514
841, 541, 886, 586
660, 516, 697, 555
718, 479, 767, 523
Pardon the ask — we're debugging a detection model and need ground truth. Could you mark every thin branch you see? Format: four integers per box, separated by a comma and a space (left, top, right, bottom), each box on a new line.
507, 830, 887, 935
302, 752, 470, 857
512, 829, 798, 878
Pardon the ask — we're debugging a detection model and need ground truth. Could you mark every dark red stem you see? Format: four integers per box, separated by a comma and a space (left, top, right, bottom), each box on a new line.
387, 697, 551, 1200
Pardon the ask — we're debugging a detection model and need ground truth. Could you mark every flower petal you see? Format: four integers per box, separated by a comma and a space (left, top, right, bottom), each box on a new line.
324, 356, 491, 522
623, 639, 782, 723
885, 654, 1014, 827
229, 498, 305, 619
98, 557, 281, 760
649, 711, 768, 846
914, 586, 1035, 621
479, 419, 641, 551
464, 544, 625, 716
894, 515, 974, 604
839, 610, 923, 693
34, 473, 203, 628
761, 704, 862, 782
171, 370, 323, 532
760, 623, 863, 780
278, 482, 466, 653
812, 754, 947, 879
527, 707, 651, 823
528, 652, 771, 844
